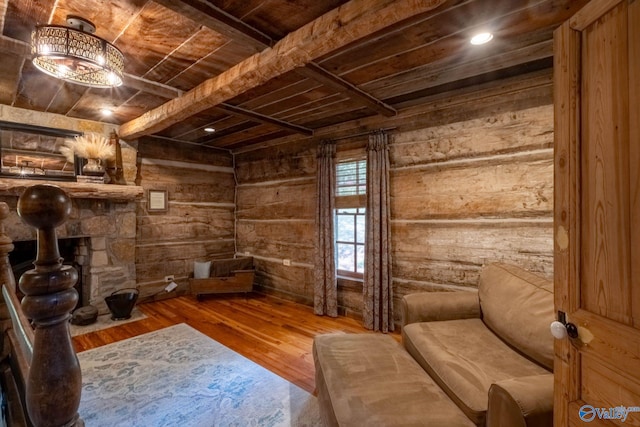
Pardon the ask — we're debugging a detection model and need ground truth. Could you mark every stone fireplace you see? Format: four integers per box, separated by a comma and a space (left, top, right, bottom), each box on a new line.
0, 180, 142, 314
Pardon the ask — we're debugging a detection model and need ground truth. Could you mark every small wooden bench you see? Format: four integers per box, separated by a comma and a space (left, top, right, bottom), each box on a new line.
190, 257, 254, 299
313, 333, 474, 427
190, 270, 254, 297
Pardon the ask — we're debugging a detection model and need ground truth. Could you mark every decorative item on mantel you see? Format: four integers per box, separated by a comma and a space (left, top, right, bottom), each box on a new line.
105, 131, 126, 185
61, 132, 114, 184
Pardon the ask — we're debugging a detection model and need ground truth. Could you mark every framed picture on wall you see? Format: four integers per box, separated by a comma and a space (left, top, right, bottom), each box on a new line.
148, 189, 168, 212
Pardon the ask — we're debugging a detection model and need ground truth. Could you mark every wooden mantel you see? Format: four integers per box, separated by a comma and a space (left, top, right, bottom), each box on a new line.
0, 179, 144, 201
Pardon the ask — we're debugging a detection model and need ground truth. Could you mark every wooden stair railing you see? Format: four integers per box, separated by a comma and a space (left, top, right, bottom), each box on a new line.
17, 184, 83, 427
0, 201, 29, 426
0, 202, 14, 293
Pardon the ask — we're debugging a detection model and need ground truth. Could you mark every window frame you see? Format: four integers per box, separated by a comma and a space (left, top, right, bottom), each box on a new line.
335, 207, 365, 279
334, 156, 366, 279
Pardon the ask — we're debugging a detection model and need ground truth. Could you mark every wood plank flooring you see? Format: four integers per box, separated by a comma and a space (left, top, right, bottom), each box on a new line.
72, 293, 390, 393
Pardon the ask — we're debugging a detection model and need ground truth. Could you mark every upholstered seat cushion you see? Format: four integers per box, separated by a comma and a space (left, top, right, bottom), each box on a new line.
313, 333, 474, 427
403, 319, 549, 426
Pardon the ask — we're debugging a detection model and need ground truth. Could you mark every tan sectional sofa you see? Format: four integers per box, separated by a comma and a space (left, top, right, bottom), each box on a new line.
313, 263, 555, 426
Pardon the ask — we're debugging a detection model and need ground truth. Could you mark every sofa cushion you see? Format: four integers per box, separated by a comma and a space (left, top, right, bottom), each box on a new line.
403, 319, 549, 426
314, 333, 474, 427
478, 263, 554, 370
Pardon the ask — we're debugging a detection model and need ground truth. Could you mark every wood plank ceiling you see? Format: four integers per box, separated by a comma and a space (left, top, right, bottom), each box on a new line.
0, 0, 588, 152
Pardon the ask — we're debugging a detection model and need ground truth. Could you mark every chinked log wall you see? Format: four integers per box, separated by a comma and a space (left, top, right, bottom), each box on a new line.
135, 138, 236, 301
235, 70, 554, 320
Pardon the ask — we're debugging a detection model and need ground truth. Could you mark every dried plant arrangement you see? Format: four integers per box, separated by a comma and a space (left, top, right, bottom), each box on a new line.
60, 133, 115, 161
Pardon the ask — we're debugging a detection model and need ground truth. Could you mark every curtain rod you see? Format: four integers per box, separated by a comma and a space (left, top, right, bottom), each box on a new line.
329, 127, 397, 142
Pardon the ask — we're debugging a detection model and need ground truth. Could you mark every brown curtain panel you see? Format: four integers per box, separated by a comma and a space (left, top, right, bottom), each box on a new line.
364, 131, 394, 332
314, 140, 338, 317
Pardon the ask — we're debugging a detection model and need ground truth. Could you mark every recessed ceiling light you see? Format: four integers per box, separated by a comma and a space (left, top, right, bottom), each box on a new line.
100, 108, 113, 116
470, 32, 493, 45
204, 127, 216, 133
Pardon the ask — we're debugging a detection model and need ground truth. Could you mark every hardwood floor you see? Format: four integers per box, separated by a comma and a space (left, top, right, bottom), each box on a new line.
72, 293, 388, 393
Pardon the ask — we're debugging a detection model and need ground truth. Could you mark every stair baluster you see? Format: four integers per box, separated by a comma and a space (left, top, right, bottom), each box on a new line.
17, 184, 83, 427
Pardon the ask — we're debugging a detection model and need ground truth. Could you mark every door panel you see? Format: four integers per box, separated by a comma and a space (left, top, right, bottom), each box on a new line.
580, 1, 631, 325
554, 0, 640, 426
630, 0, 640, 328
581, 354, 640, 410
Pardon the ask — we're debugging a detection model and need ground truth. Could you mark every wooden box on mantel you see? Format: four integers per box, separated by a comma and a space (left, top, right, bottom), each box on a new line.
189, 257, 254, 299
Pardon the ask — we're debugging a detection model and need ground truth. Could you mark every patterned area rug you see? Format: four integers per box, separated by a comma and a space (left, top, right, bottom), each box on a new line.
77, 323, 321, 427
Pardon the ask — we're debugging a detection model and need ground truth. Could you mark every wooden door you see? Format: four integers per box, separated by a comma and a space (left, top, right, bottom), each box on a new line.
554, 0, 640, 426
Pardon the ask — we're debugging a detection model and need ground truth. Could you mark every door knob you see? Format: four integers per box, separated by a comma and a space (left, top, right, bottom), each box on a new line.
550, 320, 579, 339
550, 321, 568, 339
565, 322, 579, 338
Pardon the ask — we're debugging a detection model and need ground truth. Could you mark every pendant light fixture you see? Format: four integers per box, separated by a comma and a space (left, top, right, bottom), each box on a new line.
31, 15, 124, 88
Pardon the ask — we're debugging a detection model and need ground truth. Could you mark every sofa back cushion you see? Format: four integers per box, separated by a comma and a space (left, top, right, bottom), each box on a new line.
478, 263, 554, 370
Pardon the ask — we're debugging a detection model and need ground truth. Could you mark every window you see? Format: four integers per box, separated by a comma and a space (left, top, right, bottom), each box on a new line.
336, 159, 366, 196
335, 159, 366, 278
335, 207, 365, 275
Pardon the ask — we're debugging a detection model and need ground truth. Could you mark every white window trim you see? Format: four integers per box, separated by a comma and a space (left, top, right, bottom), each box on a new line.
335, 157, 366, 279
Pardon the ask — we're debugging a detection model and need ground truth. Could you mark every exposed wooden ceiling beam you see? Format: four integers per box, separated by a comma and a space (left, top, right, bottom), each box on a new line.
298, 63, 396, 116
151, 0, 396, 118
152, 0, 272, 53
120, 0, 445, 139
123, 74, 183, 99
218, 103, 314, 136
232, 68, 554, 155
149, 0, 319, 137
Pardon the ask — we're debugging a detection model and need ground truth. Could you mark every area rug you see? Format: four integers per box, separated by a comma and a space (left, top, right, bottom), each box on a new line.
77, 323, 321, 427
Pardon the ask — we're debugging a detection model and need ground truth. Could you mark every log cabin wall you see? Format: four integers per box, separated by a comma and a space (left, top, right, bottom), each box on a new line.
235, 70, 554, 321
236, 139, 318, 306
135, 137, 236, 301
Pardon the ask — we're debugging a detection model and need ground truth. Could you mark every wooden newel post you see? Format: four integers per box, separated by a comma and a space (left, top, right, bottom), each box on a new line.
17, 185, 82, 427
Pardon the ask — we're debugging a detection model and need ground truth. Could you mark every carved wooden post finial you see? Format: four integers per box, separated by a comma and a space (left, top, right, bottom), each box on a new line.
17, 184, 82, 427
